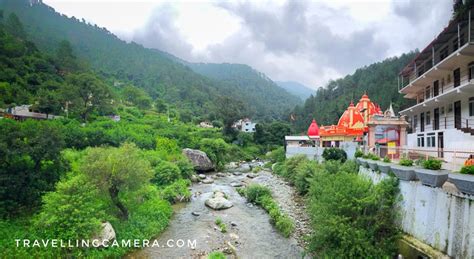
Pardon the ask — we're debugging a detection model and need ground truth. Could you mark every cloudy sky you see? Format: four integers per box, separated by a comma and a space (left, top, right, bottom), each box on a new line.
43, 0, 452, 89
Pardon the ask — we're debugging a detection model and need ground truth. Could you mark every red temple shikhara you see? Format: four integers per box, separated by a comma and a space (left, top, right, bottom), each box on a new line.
313, 94, 383, 147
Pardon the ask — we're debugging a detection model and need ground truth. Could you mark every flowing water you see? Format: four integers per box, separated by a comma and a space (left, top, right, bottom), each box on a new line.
126, 165, 305, 259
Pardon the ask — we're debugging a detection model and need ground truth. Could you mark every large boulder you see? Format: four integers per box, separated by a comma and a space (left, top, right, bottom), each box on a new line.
205, 191, 233, 210
182, 148, 214, 172
91, 222, 116, 247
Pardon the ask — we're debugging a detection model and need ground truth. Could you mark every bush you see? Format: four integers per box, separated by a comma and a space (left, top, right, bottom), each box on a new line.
308, 170, 400, 257
246, 184, 272, 203
241, 184, 294, 237
339, 160, 359, 174
152, 161, 182, 186
283, 155, 308, 183
399, 158, 413, 167
322, 148, 347, 162
354, 149, 364, 158
383, 156, 391, 163
160, 179, 191, 203
268, 147, 285, 163
208, 251, 226, 259
460, 165, 474, 175
423, 158, 442, 170
295, 160, 319, 195
33, 174, 105, 241
275, 214, 294, 238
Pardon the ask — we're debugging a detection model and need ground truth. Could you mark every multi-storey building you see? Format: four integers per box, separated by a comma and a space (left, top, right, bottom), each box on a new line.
399, 8, 474, 163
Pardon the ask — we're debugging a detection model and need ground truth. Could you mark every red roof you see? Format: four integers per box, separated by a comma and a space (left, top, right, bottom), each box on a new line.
307, 119, 320, 137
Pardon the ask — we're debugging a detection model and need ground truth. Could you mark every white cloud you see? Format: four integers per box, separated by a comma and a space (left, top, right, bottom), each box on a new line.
43, 0, 453, 90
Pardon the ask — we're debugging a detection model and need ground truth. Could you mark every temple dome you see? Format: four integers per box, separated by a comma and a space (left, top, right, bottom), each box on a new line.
307, 119, 320, 138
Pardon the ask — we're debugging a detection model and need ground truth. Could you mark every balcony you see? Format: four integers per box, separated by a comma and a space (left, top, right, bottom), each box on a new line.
399, 43, 474, 98
400, 79, 474, 115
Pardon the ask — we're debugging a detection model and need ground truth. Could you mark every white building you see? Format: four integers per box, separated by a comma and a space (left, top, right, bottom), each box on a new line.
398, 8, 474, 165
233, 118, 256, 133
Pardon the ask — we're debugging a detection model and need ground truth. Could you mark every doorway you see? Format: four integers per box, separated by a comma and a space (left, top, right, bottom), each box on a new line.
454, 100, 461, 129
437, 132, 444, 158
434, 108, 439, 130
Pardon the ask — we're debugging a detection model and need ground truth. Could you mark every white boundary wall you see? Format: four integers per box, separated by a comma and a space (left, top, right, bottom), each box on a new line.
359, 166, 474, 258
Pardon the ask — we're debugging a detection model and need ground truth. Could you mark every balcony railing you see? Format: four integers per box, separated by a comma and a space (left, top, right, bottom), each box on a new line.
411, 116, 474, 133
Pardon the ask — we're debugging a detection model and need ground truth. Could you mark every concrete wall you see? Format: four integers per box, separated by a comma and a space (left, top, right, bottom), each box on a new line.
359, 166, 474, 258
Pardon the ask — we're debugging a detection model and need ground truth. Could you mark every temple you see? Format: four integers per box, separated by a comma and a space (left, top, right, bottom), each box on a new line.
319, 93, 382, 147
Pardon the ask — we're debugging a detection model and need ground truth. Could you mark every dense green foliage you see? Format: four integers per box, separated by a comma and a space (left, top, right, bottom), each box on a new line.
254, 121, 291, 147
273, 155, 400, 256
460, 165, 474, 175
291, 52, 416, 131
241, 184, 294, 237
322, 147, 347, 162
422, 158, 442, 170
308, 169, 400, 257
0, 119, 66, 217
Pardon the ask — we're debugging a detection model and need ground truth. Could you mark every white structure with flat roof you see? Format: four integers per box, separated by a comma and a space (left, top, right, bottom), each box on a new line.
398, 8, 474, 165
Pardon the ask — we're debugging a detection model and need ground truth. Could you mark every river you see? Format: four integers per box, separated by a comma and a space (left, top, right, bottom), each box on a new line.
126, 163, 308, 259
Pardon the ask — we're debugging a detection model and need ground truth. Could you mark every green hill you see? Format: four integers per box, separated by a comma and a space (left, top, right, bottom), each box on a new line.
275, 81, 314, 101
291, 52, 417, 131
0, 0, 299, 120
186, 63, 302, 119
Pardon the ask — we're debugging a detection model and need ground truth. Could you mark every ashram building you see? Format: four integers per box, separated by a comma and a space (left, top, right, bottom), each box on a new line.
319, 94, 383, 147
398, 7, 474, 164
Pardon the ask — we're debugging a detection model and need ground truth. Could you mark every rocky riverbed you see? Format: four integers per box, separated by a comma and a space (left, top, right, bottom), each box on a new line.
126, 162, 310, 259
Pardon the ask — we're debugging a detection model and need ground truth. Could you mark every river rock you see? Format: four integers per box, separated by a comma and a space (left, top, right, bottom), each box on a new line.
230, 182, 243, 187
198, 174, 206, 180
246, 173, 257, 179
237, 164, 251, 172
182, 148, 214, 172
216, 172, 226, 177
229, 233, 239, 240
230, 221, 238, 227
205, 191, 233, 210
191, 211, 200, 216
90, 222, 115, 246
232, 171, 242, 176
225, 162, 238, 169
202, 178, 214, 184
190, 174, 199, 183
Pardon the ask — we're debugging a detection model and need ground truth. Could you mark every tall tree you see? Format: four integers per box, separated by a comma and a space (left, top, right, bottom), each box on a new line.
216, 96, 247, 135
63, 73, 112, 121
81, 143, 153, 220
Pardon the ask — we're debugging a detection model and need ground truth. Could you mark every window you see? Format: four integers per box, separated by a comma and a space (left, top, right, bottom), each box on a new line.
454, 68, 461, 87
427, 133, 436, 147
413, 115, 418, 129
469, 62, 474, 80
417, 134, 425, 147
441, 106, 445, 115
426, 111, 431, 125
448, 103, 453, 113
470, 97, 474, 116
441, 78, 445, 93
425, 86, 431, 99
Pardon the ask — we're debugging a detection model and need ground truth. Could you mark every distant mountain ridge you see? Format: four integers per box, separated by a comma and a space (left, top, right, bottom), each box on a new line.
275, 81, 314, 100
0, 0, 300, 120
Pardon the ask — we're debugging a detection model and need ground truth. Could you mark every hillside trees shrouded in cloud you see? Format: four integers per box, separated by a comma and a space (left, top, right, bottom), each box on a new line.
0, 0, 300, 121
290, 52, 417, 132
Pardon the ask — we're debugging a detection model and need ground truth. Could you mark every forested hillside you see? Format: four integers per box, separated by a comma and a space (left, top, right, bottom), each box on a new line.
0, 0, 299, 120
276, 81, 314, 101
187, 63, 301, 119
291, 52, 417, 131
